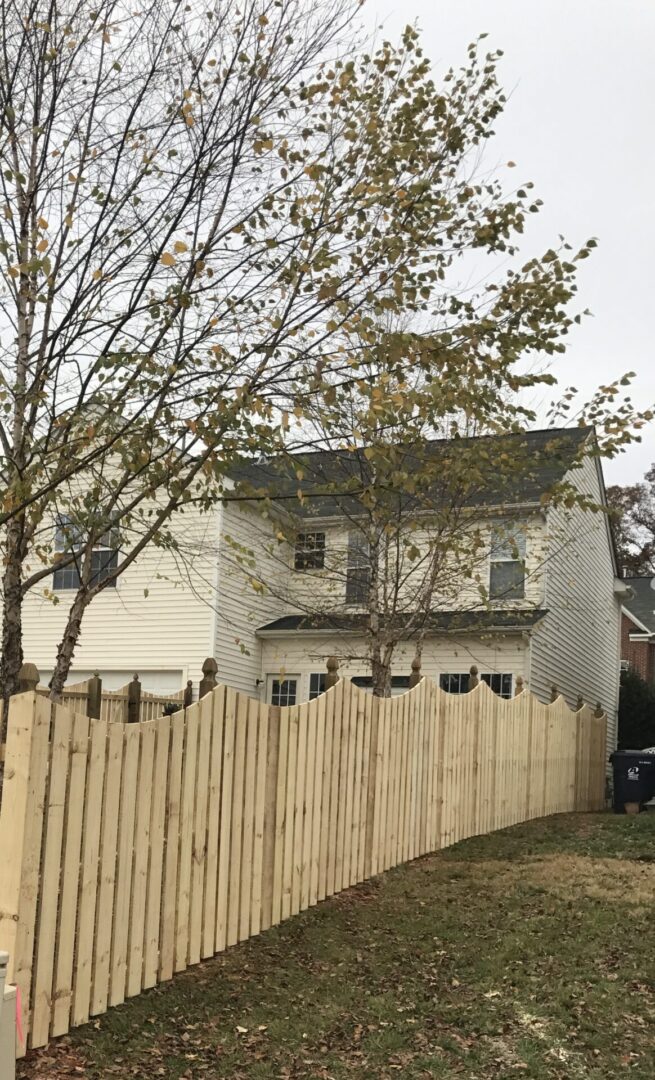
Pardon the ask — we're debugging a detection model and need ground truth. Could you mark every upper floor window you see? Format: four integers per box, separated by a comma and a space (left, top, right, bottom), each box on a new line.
345, 531, 370, 605
53, 516, 118, 591
489, 522, 526, 601
294, 531, 325, 571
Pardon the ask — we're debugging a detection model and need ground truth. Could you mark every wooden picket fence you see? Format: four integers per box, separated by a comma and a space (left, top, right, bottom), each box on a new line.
0, 678, 606, 1057
36, 676, 187, 724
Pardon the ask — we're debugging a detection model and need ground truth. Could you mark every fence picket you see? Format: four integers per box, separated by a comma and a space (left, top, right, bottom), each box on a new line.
72, 719, 108, 1028
51, 711, 90, 1037
90, 721, 123, 1016
144, 715, 171, 987
31, 707, 73, 1046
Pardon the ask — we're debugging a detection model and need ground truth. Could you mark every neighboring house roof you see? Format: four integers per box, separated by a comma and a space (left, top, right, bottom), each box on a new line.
623, 578, 655, 635
230, 427, 592, 519
256, 609, 548, 635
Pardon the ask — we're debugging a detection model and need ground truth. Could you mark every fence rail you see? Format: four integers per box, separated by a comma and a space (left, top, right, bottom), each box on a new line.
0, 678, 606, 1057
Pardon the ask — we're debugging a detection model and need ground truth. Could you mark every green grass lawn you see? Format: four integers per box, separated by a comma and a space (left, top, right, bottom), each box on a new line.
21, 812, 655, 1079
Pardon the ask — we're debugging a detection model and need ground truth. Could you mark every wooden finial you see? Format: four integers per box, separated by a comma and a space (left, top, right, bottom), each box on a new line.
18, 661, 40, 694
183, 679, 193, 708
514, 674, 524, 697
409, 654, 422, 688
325, 655, 339, 690
127, 673, 141, 724
199, 657, 218, 699
469, 665, 479, 689
87, 671, 103, 719
576, 693, 584, 712
594, 701, 603, 718
550, 684, 558, 703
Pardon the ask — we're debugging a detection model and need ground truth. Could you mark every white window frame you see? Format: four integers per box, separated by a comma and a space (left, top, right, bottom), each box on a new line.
489, 522, 526, 601
267, 674, 301, 706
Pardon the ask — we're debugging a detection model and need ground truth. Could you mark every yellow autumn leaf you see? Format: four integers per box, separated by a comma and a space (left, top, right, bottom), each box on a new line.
174, 240, 188, 253
38, 217, 48, 229
92, 268, 102, 280
160, 252, 176, 267
36, 239, 48, 252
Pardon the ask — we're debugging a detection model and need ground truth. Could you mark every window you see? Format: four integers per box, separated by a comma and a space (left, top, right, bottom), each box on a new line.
440, 672, 513, 699
294, 532, 325, 571
440, 673, 470, 694
53, 516, 118, 591
345, 531, 370, 605
352, 675, 410, 695
270, 678, 298, 707
489, 522, 526, 600
309, 673, 326, 700
481, 673, 513, 699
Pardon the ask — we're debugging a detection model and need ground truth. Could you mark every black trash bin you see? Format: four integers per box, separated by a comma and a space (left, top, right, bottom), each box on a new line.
610, 750, 655, 813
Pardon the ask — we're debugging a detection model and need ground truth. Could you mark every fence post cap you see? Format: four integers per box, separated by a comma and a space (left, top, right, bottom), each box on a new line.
515, 674, 524, 696
202, 657, 218, 676
594, 701, 603, 717
18, 661, 40, 691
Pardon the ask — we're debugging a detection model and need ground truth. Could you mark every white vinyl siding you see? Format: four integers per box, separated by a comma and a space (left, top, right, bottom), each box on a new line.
260, 633, 529, 703
529, 454, 621, 747
21, 505, 219, 690
213, 500, 288, 695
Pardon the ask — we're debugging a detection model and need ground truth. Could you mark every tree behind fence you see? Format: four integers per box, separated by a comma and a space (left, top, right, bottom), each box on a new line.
0, 678, 606, 1056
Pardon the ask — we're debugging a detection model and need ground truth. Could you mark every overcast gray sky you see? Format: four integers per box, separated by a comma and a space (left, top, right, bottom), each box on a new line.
364, 0, 655, 484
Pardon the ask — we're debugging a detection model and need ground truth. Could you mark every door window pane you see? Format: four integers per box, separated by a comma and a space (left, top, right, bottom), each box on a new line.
309, 673, 326, 700
270, 678, 298, 707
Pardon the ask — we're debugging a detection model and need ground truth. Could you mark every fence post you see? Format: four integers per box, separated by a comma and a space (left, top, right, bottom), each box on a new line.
183, 680, 193, 708
18, 662, 40, 694
325, 656, 339, 690
199, 657, 218, 699
469, 664, 479, 689
550, 684, 558, 703
87, 672, 102, 720
0, 691, 50, 1052
127, 674, 141, 724
408, 655, 422, 688
515, 675, 524, 696
576, 693, 584, 712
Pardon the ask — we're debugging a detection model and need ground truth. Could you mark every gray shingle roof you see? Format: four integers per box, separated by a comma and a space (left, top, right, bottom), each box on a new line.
257, 609, 548, 635
624, 578, 655, 634
230, 427, 591, 519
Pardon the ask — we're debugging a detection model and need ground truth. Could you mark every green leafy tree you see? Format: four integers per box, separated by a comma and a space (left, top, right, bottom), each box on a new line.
607, 466, 655, 576
618, 668, 655, 749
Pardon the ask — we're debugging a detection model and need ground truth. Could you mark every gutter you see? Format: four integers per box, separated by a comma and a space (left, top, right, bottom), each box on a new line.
255, 622, 544, 639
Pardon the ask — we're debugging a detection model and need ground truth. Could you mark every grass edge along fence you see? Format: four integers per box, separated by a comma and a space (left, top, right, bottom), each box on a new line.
0, 678, 606, 1057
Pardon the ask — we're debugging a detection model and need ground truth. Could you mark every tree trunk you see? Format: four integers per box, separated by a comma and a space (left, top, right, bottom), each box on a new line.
0, 517, 27, 719
48, 590, 89, 701
370, 641, 395, 697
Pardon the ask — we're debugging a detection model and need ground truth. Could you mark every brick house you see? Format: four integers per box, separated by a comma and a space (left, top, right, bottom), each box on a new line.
622, 578, 655, 684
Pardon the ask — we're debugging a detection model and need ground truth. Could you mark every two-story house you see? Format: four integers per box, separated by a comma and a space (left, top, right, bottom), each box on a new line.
20, 426, 626, 745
